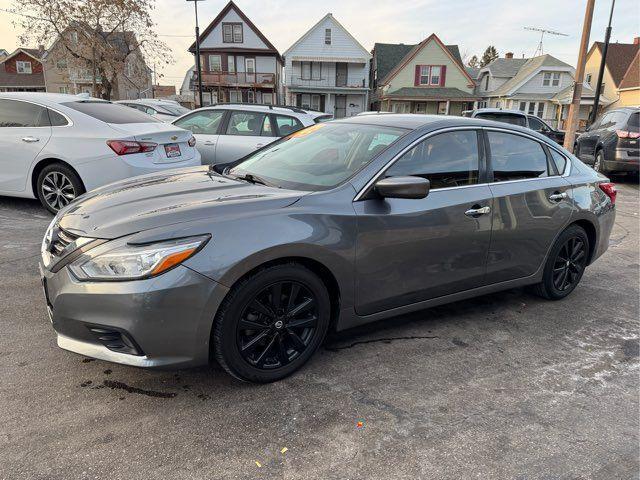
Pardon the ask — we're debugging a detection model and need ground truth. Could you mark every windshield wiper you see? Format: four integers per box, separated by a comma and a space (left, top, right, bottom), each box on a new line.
230, 172, 276, 187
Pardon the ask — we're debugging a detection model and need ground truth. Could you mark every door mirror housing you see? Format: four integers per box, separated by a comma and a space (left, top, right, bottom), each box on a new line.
375, 176, 430, 199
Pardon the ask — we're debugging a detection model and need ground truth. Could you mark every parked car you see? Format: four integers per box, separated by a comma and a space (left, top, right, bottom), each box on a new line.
0, 92, 201, 213
171, 103, 332, 165
463, 108, 565, 144
116, 99, 191, 122
40, 114, 616, 383
574, 107, 639, 174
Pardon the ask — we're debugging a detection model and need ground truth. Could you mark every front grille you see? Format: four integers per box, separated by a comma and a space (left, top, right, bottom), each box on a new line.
50, 228, 79, 257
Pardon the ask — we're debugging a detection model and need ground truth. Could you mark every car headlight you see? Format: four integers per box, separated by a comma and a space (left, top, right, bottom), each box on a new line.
68, 235, 210, 281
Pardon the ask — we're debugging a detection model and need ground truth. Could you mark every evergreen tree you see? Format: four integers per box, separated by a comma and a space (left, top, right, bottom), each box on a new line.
480, 46, 499, 67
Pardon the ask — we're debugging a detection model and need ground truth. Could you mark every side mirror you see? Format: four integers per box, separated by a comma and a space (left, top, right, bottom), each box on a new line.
375, 176, 430, 199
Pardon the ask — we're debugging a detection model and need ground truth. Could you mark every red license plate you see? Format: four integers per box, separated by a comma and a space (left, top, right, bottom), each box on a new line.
164, 143, 181, 158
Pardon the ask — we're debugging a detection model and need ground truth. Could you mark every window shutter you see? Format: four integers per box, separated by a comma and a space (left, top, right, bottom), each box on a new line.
440, 66, 446, 86
414, 65, 421, 86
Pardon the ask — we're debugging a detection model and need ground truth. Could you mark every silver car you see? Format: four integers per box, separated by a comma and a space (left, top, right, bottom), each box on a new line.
40, 114, 616, 383
171, 104, 332, 165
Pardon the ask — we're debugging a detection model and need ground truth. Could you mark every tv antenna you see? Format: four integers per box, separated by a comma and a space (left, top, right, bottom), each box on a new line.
524, 27, 569, 56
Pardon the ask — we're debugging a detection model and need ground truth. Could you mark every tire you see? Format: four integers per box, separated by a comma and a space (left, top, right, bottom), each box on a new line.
532, 225, 590, 300
213, 263, 331, 383
36, 163, 85, 214
593, 149, 607, 174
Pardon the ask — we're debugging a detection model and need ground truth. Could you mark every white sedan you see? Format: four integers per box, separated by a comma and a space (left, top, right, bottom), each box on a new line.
0, 93, 201, 213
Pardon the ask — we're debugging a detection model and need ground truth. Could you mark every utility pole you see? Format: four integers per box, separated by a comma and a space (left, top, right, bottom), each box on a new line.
152, 63, 156, 98
589, 0, 616, 126
187, 0, 204, 108
563, 0, 596, 151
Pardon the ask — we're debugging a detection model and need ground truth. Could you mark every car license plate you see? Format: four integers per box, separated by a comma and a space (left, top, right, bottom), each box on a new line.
164, 143, 181, 158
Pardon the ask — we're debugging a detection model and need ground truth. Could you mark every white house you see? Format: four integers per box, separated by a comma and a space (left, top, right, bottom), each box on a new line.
283, 13, 371, 118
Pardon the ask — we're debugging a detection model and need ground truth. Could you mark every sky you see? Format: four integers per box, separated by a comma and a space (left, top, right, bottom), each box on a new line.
0, 0, 638, 90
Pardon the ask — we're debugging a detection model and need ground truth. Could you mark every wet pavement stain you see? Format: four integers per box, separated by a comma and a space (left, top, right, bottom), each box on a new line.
80, 380, 93, 388
81, 358, 95, 363
103, 369, 112, 375
452, 338, 469, 348
325, 335, 439, 352
102, 380, 177, 398
622, 339, 640, 358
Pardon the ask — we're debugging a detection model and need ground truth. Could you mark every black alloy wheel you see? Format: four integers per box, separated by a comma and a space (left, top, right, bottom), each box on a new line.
552, 236, 587, 292
213, 264, 330, 383
236, 281, 318, 369
533, 225, 589, 300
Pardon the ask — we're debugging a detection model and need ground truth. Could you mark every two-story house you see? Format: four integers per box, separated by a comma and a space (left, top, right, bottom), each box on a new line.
583, 38, 639, 111
477, 53, 612, 130
43, 26, 152, 99
0, 48, 46, 92
188, 1, 282, 106
370, 34, 479, 115
283, 13, 370, 118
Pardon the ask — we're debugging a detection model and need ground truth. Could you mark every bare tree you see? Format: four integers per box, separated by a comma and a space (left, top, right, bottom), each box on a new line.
467, 55, 479, 68
12, 0, 171, 99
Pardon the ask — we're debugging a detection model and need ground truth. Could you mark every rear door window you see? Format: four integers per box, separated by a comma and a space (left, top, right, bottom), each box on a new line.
274, 115, 303, 136
226, 111, 266, 136
386, 130, 480, 189
173, 110, 224, 135
0, 99, 50, 127
47, 109, 69, 126
62, 101, 161, 124
476, 112, 527, 127
488, 131, 549, 182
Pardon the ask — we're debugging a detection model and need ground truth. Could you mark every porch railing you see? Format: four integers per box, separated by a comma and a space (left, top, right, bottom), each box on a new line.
191, 71, 275, 88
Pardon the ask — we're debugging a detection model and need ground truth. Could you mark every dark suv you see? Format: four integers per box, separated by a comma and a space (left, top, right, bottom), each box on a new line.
574, 107, 640, 174
462, 108, 565, 144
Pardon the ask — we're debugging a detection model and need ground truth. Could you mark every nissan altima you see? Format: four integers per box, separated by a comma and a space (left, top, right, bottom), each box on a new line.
39, 114, 616, 383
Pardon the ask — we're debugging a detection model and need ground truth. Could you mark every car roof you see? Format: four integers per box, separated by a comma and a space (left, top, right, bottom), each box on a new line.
471, 108, 526, 115
0, 91, 106, 106
201, 103, 316, 117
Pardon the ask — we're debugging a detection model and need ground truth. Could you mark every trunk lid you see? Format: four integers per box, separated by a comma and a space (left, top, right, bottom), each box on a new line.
109, 122, 197, 164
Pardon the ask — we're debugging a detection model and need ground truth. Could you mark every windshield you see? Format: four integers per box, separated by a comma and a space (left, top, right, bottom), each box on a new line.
230, 123, 406, 191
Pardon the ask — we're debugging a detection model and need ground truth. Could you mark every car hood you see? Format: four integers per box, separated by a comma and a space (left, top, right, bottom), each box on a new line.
58, 166, 304, 239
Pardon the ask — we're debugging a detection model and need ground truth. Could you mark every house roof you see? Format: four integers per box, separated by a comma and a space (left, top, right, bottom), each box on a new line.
588, 41, 639, 87
481, 57, 529, 77
374, 39, 465, 83
188, 1, 281, 60
465, 67, 480, 80
384, 86, 480, 100
0, 47, 43, 65
376, 34, 474, 87
551, 83, 614, 105
618, 49, 640, 90
283, 13, 370, 59
0, 55, 46, 87
489, 54, 574, 97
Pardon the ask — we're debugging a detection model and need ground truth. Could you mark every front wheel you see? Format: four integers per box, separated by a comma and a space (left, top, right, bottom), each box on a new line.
213, 264, 331, 383
533, 225, 589, 300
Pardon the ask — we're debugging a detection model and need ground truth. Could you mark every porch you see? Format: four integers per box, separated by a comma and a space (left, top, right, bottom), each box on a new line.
381, 87, 479, 116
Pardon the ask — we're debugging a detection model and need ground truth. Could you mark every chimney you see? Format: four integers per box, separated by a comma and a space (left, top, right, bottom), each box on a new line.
38, 44, 45, 56
634, 37, 640, 45
505, 52, 514, 59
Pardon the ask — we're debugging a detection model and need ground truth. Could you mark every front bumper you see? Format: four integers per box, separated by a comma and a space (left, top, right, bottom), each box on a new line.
40, 263, 228, 368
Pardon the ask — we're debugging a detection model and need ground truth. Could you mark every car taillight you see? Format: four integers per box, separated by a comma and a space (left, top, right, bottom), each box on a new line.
599, 182, 617, 205
616, 130, 640, 139
188, 136, 196, 147
107, 140, 158, 155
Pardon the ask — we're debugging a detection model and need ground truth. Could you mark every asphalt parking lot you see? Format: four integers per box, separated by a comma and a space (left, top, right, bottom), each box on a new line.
1, 178, 638, 480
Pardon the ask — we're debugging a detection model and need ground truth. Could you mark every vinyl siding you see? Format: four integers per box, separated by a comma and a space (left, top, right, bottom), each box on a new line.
517, 70, 573, 93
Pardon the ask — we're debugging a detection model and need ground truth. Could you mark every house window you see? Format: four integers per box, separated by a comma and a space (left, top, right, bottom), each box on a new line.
543, 72, 561, 87
311, 62, 321, 80
325, 28, 331, 45
222, 23, 243, 43
16, 61, 32, 74
245, 58, 255, 74
262, 93, 273, 105
527, 102, 535, 115
586, 73, 592, 85
300, 94, 311, 109
418, 65, 443, 86
536, 102, 544, 118
430, 66, 441, 85
208, 55, 222, 72
229, 90, 242, 103
311, 94, 321, 111
56, 59, 67, 69
247, 90, 255, 104
519, 101, 527, 112
485, 75, 489, 90
125, 60, 134, 77
59, 86, 69, 94
301, 62, 312, 80
228, 55, 235, 73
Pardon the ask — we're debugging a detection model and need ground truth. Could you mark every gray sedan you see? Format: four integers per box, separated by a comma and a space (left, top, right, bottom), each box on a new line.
39, 114, 616, 383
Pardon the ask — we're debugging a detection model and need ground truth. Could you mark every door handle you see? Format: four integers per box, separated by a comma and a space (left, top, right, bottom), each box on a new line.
549, 192, 568, 202
22, 136, 40, 143
255, 143, 264, 148
464, 205, 491, 217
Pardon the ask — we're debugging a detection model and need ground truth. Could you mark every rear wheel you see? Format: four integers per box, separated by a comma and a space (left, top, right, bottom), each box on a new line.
213, 264, 331, 383
36, 163, 84, 214
533, 225, 589, 300
593, 149, 607, 174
